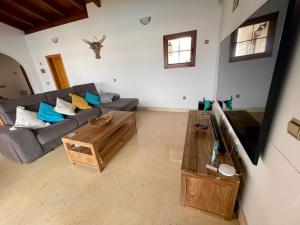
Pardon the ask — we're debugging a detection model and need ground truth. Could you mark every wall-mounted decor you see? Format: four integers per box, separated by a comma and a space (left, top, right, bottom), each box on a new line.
83, 35, 106, 59
232, 0, 239, 12
223, 96, 233, 111
287, 118, 300, 140
51, 37, 58, 43
140, 16, 151, 25
203, 97, 214, 113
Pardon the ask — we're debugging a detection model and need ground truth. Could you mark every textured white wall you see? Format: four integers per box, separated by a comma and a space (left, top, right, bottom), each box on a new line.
0, 54, 31, 99
25, 0, 222, 109
0, 23, 42, 93
220, 0, 268, 41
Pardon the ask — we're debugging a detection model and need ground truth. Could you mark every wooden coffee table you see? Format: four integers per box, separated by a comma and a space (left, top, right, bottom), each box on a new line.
62, 111, 137, 172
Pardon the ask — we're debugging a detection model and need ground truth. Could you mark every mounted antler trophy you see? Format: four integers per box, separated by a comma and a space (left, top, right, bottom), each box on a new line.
83, 35, 106, 59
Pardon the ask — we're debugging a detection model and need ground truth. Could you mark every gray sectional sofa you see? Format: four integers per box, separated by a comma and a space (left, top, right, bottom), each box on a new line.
0, 83, 138, 163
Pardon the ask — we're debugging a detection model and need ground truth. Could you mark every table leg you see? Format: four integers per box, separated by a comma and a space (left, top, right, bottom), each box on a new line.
62, 141, 74, 164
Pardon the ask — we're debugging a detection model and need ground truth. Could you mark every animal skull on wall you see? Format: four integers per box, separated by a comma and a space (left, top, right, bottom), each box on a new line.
83, 35, 106, 59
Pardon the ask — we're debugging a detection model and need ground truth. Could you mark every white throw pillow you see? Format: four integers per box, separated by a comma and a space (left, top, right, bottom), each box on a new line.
15, 106, 50, 129
54, 98, 76, 116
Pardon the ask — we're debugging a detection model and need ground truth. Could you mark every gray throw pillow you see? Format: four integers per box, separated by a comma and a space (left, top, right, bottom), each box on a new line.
100, 93, 114, 103
100, 93, 120, 103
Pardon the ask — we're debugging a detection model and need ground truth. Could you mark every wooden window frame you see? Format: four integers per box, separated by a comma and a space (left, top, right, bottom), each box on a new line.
163, 30, 197, 69
229, 12, 279, 63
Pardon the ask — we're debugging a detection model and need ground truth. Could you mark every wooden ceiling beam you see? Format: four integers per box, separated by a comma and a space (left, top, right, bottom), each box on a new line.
10, 0, 50, 22
69, 0, 86, 10
0, 8, 34, 27
0, 12, 27, 31
40, 0, 68, 17
0, 2, 44, 26
0, 0, 94, 34
85, 0, 101, 7
25, 12, 88, 34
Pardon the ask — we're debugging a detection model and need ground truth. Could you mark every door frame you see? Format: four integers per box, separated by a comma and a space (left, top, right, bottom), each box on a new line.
20, 65, 34, 95
45, 53, 70, 89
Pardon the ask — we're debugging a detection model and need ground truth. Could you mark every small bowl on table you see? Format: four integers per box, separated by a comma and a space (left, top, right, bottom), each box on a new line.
88, 114, 113, 127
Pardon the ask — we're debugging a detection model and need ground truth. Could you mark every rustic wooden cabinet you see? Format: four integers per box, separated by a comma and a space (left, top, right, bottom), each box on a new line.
181, 111, 240, 220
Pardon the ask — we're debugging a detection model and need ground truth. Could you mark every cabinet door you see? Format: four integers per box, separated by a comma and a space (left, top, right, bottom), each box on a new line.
185, 176, 235, 217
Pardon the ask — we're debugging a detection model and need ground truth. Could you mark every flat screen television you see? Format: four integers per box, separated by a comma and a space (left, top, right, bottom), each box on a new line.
216, 0, 297, 165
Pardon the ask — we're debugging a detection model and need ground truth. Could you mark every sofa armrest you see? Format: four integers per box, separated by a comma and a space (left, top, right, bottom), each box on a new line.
0, 125, 44, 163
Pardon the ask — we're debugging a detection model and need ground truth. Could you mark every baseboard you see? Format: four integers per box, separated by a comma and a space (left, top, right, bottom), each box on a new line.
138, 107, 193, 113
238, 208, 248, 225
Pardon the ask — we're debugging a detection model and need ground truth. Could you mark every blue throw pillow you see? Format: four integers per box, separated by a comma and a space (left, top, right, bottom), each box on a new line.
38, 102, 64, 123
85, 91, 101, 105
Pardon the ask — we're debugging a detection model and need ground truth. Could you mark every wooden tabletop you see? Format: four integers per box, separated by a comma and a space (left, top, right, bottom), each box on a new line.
62, 111, 134, 145
181, 110, 239, 183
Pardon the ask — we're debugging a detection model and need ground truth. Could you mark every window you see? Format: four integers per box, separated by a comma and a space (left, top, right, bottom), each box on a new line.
163, 30, 197, 69
230, 12, 278, 62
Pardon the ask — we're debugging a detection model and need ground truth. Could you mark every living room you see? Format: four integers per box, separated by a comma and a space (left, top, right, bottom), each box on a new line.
0, 0, 299, 225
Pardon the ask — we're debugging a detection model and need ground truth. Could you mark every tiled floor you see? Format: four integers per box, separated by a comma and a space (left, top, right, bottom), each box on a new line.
0, 111, 239, 225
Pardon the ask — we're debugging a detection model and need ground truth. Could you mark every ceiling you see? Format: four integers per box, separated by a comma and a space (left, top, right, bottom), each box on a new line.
0, 0, 101, 34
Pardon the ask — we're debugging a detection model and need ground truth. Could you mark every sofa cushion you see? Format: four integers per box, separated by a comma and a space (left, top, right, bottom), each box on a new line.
0, 94, 47, 125
38, 102, 65, 123
85, 91, 101, 105
68, 107, 102, 126
54, 98, 76, 116
69, 93, 92, 110
44, 87, 76, 105
33, 119, 78, 152
99, 98, 138, 111
73, 83, 99, 97
100, 93, 120, 103
15, 106, 50, 129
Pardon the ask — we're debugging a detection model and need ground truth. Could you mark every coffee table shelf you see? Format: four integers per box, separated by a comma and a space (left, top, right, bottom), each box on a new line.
62, 111, 137, 172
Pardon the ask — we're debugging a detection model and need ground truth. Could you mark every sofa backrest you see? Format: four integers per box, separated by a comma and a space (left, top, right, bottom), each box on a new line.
44, 87, 77, 105
0, 84, 99, 126
0, 94, 47, 125
73, 83, 99, 98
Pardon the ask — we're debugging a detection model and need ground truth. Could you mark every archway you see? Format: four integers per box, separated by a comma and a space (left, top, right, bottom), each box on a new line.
0, 53, 34, 100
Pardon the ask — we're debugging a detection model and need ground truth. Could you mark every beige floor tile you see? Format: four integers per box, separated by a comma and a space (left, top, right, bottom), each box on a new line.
100, 206, 155, 225
0, 111, 239, 225
114, 171, 168, 222
49, 192, 111, 225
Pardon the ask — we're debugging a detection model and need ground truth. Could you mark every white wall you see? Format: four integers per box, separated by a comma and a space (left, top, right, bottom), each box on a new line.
25, 0, 222, 109
0, 23, 42, 94
214, 1, 300, 225
220, 0, 268, 41
217, 0, 288, 108
0, 54, 31, 99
